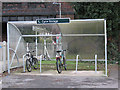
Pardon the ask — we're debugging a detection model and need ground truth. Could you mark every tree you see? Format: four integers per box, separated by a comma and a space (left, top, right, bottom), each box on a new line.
72, 2, 120, 62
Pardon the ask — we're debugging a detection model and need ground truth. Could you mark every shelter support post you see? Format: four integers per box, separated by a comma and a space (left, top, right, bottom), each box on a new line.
104, 20, 107, 76
7, 23, 10, 74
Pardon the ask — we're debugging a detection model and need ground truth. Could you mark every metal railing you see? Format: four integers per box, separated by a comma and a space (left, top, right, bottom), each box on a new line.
0, 41, 6, 73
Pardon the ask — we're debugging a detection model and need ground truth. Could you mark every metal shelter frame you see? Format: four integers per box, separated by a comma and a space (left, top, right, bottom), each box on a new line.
7, 19, 107, 76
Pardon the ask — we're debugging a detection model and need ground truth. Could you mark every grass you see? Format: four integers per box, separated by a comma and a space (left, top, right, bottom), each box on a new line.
41, 60, 56, 64
38, 60, 105, 71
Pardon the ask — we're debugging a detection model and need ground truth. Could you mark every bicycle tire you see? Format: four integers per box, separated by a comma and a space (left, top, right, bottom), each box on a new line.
56, 58, 62, 74
26, 59, 32, 72
63, 57, 67, 70
33, 57, 39, 70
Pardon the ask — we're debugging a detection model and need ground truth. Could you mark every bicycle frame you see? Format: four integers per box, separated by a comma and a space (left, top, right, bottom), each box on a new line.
56, 50, 65, 62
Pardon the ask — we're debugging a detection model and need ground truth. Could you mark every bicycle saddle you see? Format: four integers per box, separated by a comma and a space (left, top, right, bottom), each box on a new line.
56, 50, 66, 53
56, 50, 61, 53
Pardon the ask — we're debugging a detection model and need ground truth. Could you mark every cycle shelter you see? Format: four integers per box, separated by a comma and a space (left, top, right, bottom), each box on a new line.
7, 19, 107, 76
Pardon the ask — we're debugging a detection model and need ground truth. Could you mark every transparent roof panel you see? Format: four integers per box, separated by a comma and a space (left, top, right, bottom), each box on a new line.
59, 20, 104, 34
11, 21, 61, 35
10, 19, 104, 35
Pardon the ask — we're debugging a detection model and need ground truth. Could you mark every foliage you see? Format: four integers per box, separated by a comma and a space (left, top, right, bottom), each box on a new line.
72, 2, 120, 62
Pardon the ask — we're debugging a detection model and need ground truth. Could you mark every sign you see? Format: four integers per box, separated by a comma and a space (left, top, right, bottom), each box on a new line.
0, 46, 2, 48
37, 18, 70, 24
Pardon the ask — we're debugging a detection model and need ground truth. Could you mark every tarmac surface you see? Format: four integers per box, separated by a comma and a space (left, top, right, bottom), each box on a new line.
1, 64, 119, 88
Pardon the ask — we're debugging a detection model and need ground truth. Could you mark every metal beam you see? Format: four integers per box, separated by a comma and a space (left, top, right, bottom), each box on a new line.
63, 34, 105, 37
7, 23, 10, 74
22, 34, 105, 37
22, 34, 59, 37
35, 31, 38, 58
104, 20, 108, 76
71, 19, 105, 22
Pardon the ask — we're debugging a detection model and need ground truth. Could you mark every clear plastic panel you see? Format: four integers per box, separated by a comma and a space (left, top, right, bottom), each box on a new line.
62, 36, 105, 60
13, 22, 61, 35
59, 20, 104, 34
9, 23, 26, 67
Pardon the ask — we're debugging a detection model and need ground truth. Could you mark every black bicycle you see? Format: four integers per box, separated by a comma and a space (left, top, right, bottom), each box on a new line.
56, 50, 67, 74
26, 50, 39, 72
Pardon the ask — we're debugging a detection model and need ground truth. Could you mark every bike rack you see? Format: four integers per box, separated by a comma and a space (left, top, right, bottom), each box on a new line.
23, 54, 43, 73
76, 54, 98, 73
23, 54, 26, 72
40, 55, 42, 73
95, 54, 97, 73
76, 55, 79, 72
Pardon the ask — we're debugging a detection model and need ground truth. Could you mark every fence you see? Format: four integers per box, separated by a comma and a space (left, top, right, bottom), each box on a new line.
0, 41, 7, 73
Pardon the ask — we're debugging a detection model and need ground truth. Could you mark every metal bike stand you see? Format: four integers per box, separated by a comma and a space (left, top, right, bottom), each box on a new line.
23, 54, 26, 72
40, 55, 42, 73
76, 55, 79, 72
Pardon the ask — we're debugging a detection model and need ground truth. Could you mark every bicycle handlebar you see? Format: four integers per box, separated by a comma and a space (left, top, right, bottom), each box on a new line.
27, 50, 34, 53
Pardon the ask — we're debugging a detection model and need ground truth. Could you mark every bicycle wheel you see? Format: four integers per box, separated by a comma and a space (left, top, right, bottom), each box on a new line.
33, 58, 39, 70
56, 58, 62, 74
63, 57, 67, 70
26, 59, 32, 72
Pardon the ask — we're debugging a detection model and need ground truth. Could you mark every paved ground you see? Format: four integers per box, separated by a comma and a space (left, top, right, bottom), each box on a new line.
15, 70, 105, 76
2, 64, 118, 88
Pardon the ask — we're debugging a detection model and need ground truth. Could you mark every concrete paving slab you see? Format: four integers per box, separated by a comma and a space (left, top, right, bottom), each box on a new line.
15, 70, 105, 76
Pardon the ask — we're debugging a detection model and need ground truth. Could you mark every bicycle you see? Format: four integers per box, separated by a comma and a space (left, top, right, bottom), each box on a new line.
26, 50, 39, 72
56, 50, 67, 74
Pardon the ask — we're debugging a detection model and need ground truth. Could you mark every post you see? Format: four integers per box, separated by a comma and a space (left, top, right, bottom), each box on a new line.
3, 41, 6, 71
59, 34, 62, 50
7, 23, 10, 74
59, 3, 61, 18
53, 2, 61, 18
76, 55, 79, 72
95, 54, 97, 73
44, 39, 46, 60
104, 20, 107, 76
40, 55, 42, 73
36, 31, 38, 58
27, 43, 29, 52
23, 54, 26, 72
0, 43, 2, 73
